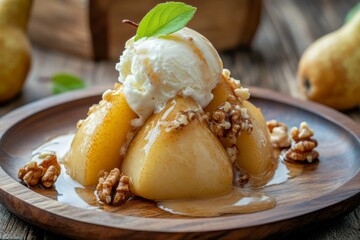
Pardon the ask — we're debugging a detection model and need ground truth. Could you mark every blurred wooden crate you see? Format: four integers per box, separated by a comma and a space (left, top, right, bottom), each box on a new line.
29, 0, 262, 60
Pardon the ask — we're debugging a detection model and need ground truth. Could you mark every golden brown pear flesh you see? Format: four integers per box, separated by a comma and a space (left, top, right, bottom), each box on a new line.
65, 86, 137, 186
235, 100, 276, 187
0, 0, 32, 103
121, 96, 233, 200
298, 11, 360, 110
205, 76, 276, 187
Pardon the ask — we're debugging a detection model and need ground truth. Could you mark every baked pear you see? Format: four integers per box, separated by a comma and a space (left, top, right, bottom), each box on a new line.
206, 74, 276, 186
121, 95, 233, 200
235, 100, 276, 187
65, 86, 137, 186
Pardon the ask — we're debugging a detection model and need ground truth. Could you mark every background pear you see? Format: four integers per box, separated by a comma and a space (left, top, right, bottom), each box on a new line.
298, 10, 360, 110
0, 0, 32, 103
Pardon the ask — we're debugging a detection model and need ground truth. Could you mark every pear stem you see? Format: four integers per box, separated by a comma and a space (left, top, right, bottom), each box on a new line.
122, 19, 139, 29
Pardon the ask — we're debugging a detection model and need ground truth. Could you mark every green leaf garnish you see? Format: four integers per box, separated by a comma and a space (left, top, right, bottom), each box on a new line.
134, 2, 197, 41
345, 2, 360, 22
51, 73, 86, 94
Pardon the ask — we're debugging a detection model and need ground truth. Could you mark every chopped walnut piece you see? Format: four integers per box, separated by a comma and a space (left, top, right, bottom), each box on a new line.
234, 88, 250, 101
163, 110, 200, 132
177, 113, 189, 126
226, 146, 239, 163
223, 102, 232, 112
18, 151, 61, 188
222, 68, 250, 102
96, 168, 132, 205
233, 165, 249, 187
222, 69, 231, 79
208, 101, 253, 143
266, 120, 291, 148
212, 109, 226, 122
284, 122, 319, 163
201, 112, 211, 122
290, 122, 314, 141
238, 173, 250, 186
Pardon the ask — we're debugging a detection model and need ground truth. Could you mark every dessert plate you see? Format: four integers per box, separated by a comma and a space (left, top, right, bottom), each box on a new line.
0, 86, 359, 239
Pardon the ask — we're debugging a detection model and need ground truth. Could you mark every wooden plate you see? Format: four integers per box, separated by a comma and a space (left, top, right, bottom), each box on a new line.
0, 86, 359, 239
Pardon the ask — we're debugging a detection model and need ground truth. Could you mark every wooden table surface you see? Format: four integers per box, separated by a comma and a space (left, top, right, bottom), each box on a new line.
1, 0, 360, 239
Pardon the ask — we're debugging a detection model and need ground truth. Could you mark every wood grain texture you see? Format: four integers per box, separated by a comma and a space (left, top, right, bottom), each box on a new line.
89, 0, 111, 60
28, 0, 262, 60
0, 87, 359, 239
28, 0, 93, 59
107, 0, 262, 59
1, 0, 360, 239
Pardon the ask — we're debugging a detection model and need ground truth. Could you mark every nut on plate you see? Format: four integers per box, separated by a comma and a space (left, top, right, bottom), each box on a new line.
284, 122, 319, 163
96, 168, 132, 205
18, 151, 61, 188
266, 120, 291, 148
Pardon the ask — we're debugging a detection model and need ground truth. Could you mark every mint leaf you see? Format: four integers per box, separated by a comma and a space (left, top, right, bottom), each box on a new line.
135, 2, 196, 41
345, 2, 360, 22
51, 73, 86, 94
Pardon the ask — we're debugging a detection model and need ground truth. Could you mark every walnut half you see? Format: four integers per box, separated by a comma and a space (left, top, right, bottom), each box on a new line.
18, 151, 61, 188
95, 168, 132, 205
284, 122, 319, 163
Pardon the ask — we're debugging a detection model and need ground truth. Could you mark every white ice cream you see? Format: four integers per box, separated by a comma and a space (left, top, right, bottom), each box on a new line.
115, 27, 223, 126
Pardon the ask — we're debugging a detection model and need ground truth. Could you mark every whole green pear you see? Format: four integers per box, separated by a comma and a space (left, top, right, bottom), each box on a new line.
0, 0, 32, 103
298, 10, 360, 110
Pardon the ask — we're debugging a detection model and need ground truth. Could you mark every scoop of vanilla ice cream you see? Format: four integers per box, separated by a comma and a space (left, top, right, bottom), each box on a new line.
115, 27, 223, 126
